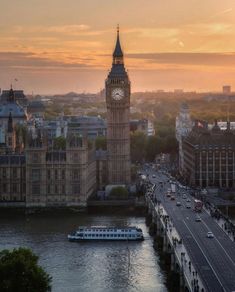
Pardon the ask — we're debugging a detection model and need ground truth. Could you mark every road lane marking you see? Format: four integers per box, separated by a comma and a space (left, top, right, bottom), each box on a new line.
201, 220, 235, 268
182, 219, 226, 292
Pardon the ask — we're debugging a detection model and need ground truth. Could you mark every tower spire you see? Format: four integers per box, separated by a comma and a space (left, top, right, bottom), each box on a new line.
8, 85, 14, 102
7, 112, 13, 133
113, 25, 123, 64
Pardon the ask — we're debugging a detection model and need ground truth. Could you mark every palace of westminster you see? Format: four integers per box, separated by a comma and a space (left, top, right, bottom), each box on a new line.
1, 29, 235, 207
0, 29, 131, 207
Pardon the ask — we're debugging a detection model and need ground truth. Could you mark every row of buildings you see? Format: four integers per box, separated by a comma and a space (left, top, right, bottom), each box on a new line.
0, 28, 148, 207
0, 88, 98, 206
176, 104, 235, 188
0, 132, 96, 207
42, 116, 155, 142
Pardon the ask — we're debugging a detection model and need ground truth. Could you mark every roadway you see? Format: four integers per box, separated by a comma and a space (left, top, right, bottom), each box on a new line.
143, 167, 235, 292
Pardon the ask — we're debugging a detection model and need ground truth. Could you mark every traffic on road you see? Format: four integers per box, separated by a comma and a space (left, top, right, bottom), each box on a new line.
141, 165, 235, 292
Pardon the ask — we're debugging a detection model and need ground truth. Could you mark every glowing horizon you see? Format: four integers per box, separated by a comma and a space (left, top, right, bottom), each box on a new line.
1, 0, 235, 94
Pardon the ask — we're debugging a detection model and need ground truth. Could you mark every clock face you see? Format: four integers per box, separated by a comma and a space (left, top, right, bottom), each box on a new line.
111, 88, 124, 100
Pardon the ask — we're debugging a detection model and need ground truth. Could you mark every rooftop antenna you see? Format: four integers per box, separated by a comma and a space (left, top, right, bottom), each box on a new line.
11, 78, 18, 89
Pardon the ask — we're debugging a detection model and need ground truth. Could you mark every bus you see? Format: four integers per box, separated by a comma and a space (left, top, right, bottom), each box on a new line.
194, 199, 203, 212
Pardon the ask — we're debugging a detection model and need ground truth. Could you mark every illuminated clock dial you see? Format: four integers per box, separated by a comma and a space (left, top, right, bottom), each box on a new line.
111, 88, 124, 100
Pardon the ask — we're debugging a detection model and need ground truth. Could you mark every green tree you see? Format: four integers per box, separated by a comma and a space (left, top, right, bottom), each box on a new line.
53, 136, 66, 150
163, 135, 178, 153
15, 124, 27, 146
0, 247, 52, 292
145, 135, 160, 161
130, 131, 147, 162
95, 136, 107, 150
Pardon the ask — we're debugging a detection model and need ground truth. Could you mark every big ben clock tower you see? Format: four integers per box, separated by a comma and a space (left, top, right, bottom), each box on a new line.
105, 27, 131, 185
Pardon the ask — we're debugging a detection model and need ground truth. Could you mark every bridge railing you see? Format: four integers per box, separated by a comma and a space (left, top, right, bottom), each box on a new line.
146, 193, 205, 292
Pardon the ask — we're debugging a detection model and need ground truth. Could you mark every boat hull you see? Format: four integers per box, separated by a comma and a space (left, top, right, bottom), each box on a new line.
68, 238, 144, 242
68, 236, 144, 242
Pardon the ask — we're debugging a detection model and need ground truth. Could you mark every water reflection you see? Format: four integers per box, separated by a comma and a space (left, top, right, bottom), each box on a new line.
0, 213, 167, 292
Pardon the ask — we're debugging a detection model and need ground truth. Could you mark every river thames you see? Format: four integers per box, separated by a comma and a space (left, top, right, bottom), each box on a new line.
0, 212, 167, 292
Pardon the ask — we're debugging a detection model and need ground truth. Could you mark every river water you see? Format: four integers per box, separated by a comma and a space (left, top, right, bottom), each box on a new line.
0, 212, 167, 292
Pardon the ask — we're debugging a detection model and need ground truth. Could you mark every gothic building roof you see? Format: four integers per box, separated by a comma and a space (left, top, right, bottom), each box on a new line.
108, 27, 128, 79
0, 89, 26, 102
0, 88, 27, 119
7, 112, 13, 133
184, 121, 235, 148
0, 103, 27, 119
113, 27, 123, 58
108, 64, 127, 77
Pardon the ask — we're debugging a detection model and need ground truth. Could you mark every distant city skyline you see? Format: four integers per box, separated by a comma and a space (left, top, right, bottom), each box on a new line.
1, 0, 235, 94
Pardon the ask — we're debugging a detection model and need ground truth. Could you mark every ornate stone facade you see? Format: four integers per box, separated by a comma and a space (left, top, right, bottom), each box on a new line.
0, 130, 96, 207
25, 131, 96, 207
105, 28, 131, 185
0, 154, 26, 202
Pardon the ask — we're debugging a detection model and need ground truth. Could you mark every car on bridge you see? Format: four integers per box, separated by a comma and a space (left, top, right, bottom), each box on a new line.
194, 199, 203, 212
195, 215, 201, 222
207, 231, 214, 238
186, 203, 191, 208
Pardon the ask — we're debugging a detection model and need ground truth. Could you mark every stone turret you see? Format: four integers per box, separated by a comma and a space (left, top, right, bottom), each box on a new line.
5, 112, 16, 152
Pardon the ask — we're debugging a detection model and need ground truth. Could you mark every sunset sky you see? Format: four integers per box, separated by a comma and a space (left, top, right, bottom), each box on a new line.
1, 0, 235, 94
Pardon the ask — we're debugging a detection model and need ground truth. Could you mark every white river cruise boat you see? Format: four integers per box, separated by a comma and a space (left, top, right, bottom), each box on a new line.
68, 226, 144, 241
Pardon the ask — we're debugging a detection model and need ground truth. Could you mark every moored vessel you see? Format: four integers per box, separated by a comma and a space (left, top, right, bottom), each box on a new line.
68, 226, 144, 241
